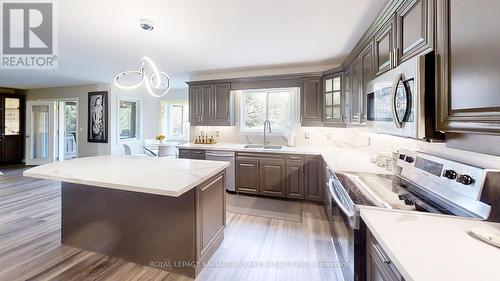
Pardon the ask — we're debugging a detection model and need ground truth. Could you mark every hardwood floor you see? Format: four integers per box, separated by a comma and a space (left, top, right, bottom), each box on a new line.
0, 166, 340, 281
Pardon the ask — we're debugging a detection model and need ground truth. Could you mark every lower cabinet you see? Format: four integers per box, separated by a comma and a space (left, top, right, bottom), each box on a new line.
304, 155, 323, 201
286, 159, 305, 199
366, 229, 404, 281
235, 152, 321, 201
235, 156, 261, 194
260, 158, 286, 197
179, 149, 206, 160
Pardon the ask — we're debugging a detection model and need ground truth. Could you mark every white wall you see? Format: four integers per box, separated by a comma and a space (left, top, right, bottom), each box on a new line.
26, 83, 189, 157
191, 125, 500, 169
110, 86, 188, 155
25, 84, 111, 157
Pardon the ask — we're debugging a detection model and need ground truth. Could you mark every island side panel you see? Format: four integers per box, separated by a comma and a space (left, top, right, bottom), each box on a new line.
195, 171, 226, 273
61, 182, 197, 278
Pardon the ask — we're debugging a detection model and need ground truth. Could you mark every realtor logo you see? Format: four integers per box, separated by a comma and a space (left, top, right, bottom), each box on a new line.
1, 0, 58, 69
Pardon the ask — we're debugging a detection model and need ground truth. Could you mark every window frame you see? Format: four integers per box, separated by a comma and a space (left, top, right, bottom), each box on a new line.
117, 96, 142, 143
163, 103, 188, 139
238, 87, 297, 134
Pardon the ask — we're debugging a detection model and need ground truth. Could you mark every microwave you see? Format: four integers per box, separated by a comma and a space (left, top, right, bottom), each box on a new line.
366, 52, 444, 142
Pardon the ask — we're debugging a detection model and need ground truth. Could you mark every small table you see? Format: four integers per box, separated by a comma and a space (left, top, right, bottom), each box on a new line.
144, 141, 179, 157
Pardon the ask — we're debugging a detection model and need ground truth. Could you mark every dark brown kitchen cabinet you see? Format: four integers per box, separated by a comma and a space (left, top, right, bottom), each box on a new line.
361, 42, 374, 123
286, 159, 305, 199
396, 0, 433, 63
0, 92, 24, 164
235, 153, 323, 201
304, 155, 322, 201
189, 85, 202, 125
300, 77, 323, 126
323, 73, 343, 124
201, 84, 214, 124
350, 58, 362, 123
366, 229, 404, 281
213, 83, 231, 125
374, 16, 396, 76
178, 149, 205, 160
343, 66, 353, 123
260, 158, 286, 197
235, 156, 261, 194
187, 83, 233, 126
435, 0, 500, 135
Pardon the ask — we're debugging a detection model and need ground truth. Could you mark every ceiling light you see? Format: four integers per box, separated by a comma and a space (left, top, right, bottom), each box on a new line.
114, 19, 171, 97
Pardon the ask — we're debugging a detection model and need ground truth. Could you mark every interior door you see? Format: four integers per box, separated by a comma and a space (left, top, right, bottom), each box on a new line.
25, 101, 55, 165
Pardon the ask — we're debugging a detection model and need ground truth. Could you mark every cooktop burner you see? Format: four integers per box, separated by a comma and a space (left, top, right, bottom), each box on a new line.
335, 171, 471, 216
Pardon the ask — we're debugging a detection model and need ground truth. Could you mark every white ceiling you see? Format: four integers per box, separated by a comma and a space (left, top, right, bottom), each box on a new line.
1, 0, 388, 90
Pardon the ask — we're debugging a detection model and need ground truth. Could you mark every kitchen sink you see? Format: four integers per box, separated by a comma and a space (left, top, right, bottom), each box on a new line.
244, 144, 264, 149
243, 144, 282, 150
263, 145, 282, 150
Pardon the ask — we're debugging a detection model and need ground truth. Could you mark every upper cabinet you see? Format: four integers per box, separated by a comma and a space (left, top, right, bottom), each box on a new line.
396, 0, 434, 63
323, 73, 343, 123
188, 83, 233, 126
374, 16, 397, 76
350, 58, 363, 123
435, 0, 500, 134
361, 42, 374, 123
300, 77, 323, 126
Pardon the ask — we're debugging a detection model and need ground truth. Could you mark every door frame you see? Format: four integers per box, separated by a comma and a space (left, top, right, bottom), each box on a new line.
25, 100, 56, 166
57, 99, 79, 161
36, 98, 79, 161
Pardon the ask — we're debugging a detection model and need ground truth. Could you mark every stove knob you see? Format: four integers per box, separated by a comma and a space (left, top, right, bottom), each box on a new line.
443, 169, 457, 180
405, 156, 414, 163
457, 174, 474, 185
404, 198, 414, 206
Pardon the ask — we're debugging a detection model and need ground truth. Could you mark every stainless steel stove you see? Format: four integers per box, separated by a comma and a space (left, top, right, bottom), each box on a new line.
325, 148, 500, 281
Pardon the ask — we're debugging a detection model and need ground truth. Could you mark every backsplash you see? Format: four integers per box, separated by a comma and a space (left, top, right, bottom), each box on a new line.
190, 125, 500, 169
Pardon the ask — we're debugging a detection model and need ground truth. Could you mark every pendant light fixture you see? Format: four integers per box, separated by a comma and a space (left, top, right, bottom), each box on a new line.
114, 19, 171, 97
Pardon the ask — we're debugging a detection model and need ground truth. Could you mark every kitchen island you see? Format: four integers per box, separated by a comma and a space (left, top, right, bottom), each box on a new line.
24, 155, 230, 278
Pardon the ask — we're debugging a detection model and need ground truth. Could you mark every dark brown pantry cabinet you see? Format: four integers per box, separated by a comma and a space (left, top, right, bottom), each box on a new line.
187, 83, 232, 126
0, 91, 24, 165
435, 0, 500, 135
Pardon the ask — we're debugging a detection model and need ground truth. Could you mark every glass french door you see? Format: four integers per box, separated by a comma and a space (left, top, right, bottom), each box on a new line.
25, 101, 55, 165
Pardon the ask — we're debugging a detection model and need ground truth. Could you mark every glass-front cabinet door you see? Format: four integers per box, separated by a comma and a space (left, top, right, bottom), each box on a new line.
323, 74, 343, 123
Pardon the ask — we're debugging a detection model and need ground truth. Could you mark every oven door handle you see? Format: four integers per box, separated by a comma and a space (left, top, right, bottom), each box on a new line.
328, 177, 355, 219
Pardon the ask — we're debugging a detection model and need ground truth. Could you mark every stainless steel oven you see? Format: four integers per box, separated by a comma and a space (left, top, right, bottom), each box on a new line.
324, 149, 500, 281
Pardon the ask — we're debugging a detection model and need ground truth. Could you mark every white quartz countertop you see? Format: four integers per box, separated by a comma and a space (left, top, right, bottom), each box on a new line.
23, 155, 229, 197
360, 208, 500, 281
177, 142, 323, 155
178, 143, 391, 174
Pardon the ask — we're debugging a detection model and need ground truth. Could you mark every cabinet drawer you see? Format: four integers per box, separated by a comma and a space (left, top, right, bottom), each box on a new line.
179, 149, 191, 158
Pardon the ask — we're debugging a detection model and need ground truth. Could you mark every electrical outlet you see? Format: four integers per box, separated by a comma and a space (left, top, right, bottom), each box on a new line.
215, 131, 219, 137
305, 132, 310, 139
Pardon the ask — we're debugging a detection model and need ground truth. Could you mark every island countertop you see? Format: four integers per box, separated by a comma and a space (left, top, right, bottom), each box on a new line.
23, 155, 230, 197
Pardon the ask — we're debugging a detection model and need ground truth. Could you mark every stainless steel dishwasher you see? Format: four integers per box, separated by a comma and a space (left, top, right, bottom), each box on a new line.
205, 150, 235, 191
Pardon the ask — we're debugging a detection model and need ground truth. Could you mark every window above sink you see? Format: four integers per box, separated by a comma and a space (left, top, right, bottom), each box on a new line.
238, 87, 298, 134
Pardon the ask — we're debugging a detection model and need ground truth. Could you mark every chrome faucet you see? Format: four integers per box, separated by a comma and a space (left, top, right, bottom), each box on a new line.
263, 119, 272, 145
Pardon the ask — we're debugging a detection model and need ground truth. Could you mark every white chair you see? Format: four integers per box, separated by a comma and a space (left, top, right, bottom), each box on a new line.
122, 143, 157, 157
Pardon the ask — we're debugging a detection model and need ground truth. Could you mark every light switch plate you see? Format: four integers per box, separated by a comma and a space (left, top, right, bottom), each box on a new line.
305, 132, 310, 139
